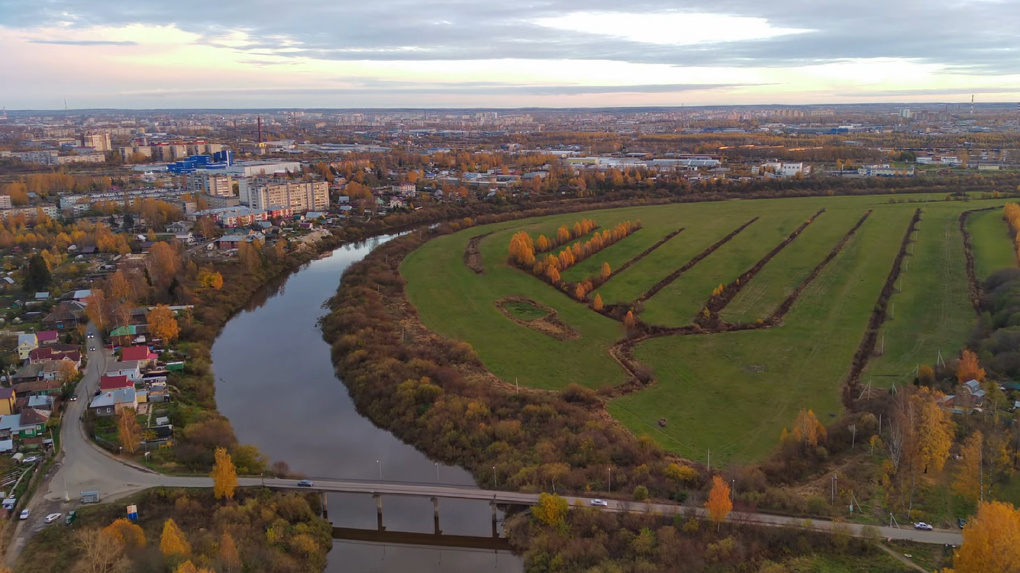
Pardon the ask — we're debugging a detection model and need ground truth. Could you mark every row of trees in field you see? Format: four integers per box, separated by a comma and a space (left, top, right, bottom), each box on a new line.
1004, 203, 1020, 263
507, 218, 598, 267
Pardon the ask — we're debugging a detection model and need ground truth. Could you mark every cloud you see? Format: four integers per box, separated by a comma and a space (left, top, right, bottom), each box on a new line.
29, 39, 137, 46
3, 0, 1019, 75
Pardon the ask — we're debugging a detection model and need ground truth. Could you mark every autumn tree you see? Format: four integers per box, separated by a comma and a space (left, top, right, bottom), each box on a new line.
73, 527, 131, 573
911, 387, 955, 475
957, 349, 986, 383
623, 310, 636, 330
84, 290, 108, 332
211, 447, 238, 500
783, 409, 827, 448
160, 518, 191, 559
953, 431, 983, 504
574, 283, 586, 301
219, 531, 242, 573
531, 493, 569, 527
198, 267, 224, 290
944, 501, 1020, 573
592, 293, 604, 312
918, 364, 936, 385
117, 407, 142, 454
238, 241, 262, 273
147, 305, 180, 344
600, 262, 611, 281
705, 475, 733, 529
172, 562, 215, 573
145, 241, 181, 293
101, 518, 146, 548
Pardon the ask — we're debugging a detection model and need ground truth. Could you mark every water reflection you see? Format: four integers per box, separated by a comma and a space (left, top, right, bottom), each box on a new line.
211, 235, 523, 572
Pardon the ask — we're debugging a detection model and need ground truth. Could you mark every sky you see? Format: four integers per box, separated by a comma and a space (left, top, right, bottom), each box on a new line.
1, 0, 1020, 109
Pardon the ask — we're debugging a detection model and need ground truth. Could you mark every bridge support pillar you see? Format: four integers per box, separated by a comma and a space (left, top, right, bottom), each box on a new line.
431, 497, 441, 535
320, 492, 328, 522
490, 502, 498, 538
374, 494, 384, 531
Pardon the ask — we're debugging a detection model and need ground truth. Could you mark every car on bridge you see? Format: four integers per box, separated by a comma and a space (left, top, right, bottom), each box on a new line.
590, 499, 608, 507
913, 522, 933, 531
297, 480, 314, 487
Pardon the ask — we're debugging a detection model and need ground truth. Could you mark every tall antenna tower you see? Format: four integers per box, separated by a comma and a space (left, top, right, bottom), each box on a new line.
971, 94, 975, 115
257, 116, 263, 143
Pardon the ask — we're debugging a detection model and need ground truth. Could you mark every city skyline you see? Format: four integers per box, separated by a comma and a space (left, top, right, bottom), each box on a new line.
2, 0, 1020, 109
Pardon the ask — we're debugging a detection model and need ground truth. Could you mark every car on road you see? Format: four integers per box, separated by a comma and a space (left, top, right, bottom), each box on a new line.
297, 480, 314, 487
914, 522, 933, 531
19, 510, 29, 520
44, 513, 62, 524
86, 332, 94, 339
69, 395, 77, 402
589, 499, 609, 507
89, 347, 96, 351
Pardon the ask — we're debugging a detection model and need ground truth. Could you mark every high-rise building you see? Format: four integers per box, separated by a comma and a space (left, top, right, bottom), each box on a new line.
186, 172, 234, 197
81, 132, 112, 152
240, 179, 328, 213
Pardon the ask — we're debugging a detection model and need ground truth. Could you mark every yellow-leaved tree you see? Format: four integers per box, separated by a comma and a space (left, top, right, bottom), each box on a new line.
211, 447, 238, 501
172, 561, 215, 573
117, 407, 142, 455
101, 518, 147, 548
941, 501, 1020, 573
911, 387, 954, 475
159, 518, 191, 559
952, 431, 983, 504
957, 349, 986, 383
592, 293, 604, 312
147, 305, 180, 344
219, 531, 242, 573
705, 475, 733, 530
531, 493, 569, 527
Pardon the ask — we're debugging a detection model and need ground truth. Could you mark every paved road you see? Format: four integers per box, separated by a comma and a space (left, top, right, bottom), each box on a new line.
2, 323, 963, 565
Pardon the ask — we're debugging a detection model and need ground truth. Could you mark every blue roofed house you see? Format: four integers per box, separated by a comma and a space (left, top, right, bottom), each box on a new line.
89, 387, 137, 417
17, 334, 37, 361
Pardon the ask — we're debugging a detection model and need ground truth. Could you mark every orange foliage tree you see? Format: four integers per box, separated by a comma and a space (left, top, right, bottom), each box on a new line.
592, 293, 604, 311
957, 349, 986, 383
705, 475, 733, 529
943, 501, 1020, 573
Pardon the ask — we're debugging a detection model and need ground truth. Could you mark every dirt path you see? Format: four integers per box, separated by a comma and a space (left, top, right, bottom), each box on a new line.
843, 208, 922, 403
597, 227, 685, 288
876, 542, 929, 572
958, 207, 998, 313
463, 231, 494, 274
635, 217, 759, 304
697, 209, 825, 327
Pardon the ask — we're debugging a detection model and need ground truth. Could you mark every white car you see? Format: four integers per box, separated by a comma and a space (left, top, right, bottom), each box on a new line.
914, 522, 933, 531
590, 499, 609, 507
44, 513, 61, 524
22, 456, 39, 464
19, 510, 29, 520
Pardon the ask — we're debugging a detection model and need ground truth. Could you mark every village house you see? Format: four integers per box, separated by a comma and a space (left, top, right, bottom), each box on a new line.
0, 388, 15, 416
35, 330, 60, 346
28, 346, 82, 367
16, 334, 37, 361
99, 375, 133, 392
105, 361, 142, 383
0, 409, 49, 439
41, 301, 86, 329
89, 387, 137, 416
120, 346, 158, 369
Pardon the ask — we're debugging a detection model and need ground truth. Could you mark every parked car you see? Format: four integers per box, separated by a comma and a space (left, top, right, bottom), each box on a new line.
44, 513, 61, 524
914, 522, 933, 531
589, 499, 609, 507
297, 480, 314, 487
65, 510, 77, 525
958, 517, 967, 529
19, 510, 29, 520
22, 456, 39, 464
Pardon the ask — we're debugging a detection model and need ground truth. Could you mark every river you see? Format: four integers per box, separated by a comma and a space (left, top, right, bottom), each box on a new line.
211, 235, 523, 572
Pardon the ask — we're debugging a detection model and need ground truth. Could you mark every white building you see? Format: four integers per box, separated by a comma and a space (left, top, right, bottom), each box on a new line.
186, 172, 234, 197
240, 179, 329, 213
224, 161, 302, 178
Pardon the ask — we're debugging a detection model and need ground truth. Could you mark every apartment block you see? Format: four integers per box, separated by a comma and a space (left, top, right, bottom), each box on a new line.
186, 172, 234, 197
240, 179, 328, 213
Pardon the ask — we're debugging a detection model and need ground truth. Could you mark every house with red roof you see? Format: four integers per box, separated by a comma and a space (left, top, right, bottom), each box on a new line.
120, 346, 158, 368
35, 330, 59, 345
99, 375, 133, 391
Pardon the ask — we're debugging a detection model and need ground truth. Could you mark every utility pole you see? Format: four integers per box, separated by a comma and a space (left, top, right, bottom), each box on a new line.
707, 449, 710, 473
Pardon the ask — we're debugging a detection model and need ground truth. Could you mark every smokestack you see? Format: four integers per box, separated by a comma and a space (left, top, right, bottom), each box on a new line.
257, 116, 263, 143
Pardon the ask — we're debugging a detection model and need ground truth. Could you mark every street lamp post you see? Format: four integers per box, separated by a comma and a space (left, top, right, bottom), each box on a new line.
493, 466, 496, 490
377, 460, 382, 480
435, 462, 439, 483
608, 468, 612, 493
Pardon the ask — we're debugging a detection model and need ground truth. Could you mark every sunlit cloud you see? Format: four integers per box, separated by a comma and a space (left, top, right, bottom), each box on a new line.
533, 12, 809, 46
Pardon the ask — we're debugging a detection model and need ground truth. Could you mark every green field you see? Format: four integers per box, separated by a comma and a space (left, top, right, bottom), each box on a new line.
402, 195, 1013, 463
967, 208, 1017, 280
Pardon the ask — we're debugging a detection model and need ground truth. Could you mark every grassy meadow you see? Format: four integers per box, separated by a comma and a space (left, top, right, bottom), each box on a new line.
402, 194, 1015, 462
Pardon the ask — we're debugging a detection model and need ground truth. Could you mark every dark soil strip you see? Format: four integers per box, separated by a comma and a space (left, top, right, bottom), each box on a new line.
464, 232, 494, 274
495, 296, 579, 340
598, 228, 685, 288
765, 210, 873, 325
696, 209, 825, 327
842, 208, 922, 404
635, 217, 759, 304
959, 207, 1000, 313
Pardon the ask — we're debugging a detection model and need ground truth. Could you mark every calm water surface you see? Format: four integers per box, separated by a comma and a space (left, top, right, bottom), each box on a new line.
211, 236, 523, 572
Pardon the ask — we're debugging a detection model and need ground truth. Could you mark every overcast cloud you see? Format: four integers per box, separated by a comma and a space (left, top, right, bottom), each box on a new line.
1, 0, 1019, 108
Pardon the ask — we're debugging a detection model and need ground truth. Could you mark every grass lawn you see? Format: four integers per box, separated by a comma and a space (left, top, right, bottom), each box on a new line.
863, 204, 976, 386
640, 204, 821, 326
967, 207, 1017, 280
502, 300, 551, 321
402, 194, 1010, 461
721, 207, 869, 324
612, 208, 913, 463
